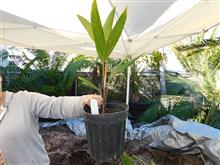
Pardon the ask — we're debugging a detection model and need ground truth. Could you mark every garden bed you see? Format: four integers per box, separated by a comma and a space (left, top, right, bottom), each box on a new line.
40, 126, 203, 165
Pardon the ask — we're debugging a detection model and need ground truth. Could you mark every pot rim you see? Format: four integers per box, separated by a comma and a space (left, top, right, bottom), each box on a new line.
83, 102, 128, 117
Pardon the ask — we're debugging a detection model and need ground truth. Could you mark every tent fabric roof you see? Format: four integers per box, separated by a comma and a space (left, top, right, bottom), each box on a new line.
0, 0, 219, 58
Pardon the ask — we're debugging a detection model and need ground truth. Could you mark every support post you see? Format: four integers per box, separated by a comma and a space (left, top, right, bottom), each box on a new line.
159, 60, 166, 95
126, 66, 131, 105
125, 66, 131, 139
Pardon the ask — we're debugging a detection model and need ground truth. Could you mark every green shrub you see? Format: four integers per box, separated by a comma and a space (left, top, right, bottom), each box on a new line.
139, 103, 167, 122
139, 95, 198, 123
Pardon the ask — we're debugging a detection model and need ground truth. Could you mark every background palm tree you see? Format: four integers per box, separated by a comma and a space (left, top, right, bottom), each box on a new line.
172, 32, 220, 128
146, 51, 166, 95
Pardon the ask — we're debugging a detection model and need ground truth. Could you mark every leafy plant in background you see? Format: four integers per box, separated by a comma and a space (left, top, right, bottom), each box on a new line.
166, 74, 187, 95
146, 50, 166, 95
62, 55, 93, 91
108, 55, 160, 103
129, 56, 160, 102
146, 50, 164, 71
173, 32, 220, 129
139, 95, 198, 123
8, 50, 94, 96
77, 0, 142, 113
8, 50, 65, 96
3, 46, 130, 99
0, 49, 10, 62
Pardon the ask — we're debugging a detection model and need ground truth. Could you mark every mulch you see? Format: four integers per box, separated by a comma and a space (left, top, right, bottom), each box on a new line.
40, 125, 204, 165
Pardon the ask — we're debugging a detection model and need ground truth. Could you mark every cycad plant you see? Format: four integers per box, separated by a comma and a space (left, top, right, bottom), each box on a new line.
8, 50, 66, 96
78, 0, 128, 113
8, 50, 92, 96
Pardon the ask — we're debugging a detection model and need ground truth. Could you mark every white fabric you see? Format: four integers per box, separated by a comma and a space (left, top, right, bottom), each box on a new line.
0, 107, 6, 121
0, 0, 219, 58
0, 91, 84, 164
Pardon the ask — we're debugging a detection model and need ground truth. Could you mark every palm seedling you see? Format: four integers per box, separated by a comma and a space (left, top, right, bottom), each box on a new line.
78, 0, 139, 113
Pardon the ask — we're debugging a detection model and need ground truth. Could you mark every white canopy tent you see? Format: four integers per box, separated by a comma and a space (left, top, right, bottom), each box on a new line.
0, 0, 220, 104
1, 0, 219, 58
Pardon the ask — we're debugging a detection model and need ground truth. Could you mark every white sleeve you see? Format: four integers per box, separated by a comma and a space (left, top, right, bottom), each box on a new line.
27, 91, 85, 119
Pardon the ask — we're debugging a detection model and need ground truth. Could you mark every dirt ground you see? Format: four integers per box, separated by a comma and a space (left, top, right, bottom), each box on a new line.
40, 125, 204, 165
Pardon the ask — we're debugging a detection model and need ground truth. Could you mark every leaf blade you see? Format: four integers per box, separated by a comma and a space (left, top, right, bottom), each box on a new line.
109, 54, 142, 82
77, 15, 94, 41
91, 0, 106, 62
78, 76, 101, 94
122, 153, 134, 165
105, 8, 127, 59
62, 55, 92, 88
103, 7, 116, 41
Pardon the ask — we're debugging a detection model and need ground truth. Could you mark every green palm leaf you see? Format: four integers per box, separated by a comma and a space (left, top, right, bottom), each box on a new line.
77, 15, 94, 41
91, 0, 106, 62
103, 7, 116, 41
105, 8, 127, 59
78, 76, 101, 94
63, 55, 92, 87
109, 55, 142, 82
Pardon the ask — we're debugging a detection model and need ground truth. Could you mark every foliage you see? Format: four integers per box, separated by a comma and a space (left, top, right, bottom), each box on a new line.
126, 54, 162, 102
139, 102, 166, 123
8, 50, 65, 96
205, 105, 220, 128
62, 55, 93, 90
77, 0, 128, 113
146, 50, 165, 71
122, 153, 134, 165
0, 49, 9, 62
9, 68, 64, 96
165, 73, 204, 97
8, 50, 93, 97
175, 37, 220, 53
145, 50, 167, 95
78, 76, 101, 94
138, 71, 207, 123
139, 95, 198, 123
138, 73, 161, 101
172, 33, 220, 129
166, 74, 187, 95
122, 153, 156, 165
28, 50, 50, 70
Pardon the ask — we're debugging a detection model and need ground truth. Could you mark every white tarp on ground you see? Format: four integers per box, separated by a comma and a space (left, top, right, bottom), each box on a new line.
1, 0, 220, 58
40, 115, 220, 165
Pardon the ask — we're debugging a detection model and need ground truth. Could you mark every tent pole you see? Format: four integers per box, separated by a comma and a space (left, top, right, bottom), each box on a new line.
126, 66, 131, 105
125, 65, 131, 139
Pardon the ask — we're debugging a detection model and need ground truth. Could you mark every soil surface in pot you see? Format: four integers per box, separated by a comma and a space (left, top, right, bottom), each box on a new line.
84, 104, 127, 114
40, 125, 203, 165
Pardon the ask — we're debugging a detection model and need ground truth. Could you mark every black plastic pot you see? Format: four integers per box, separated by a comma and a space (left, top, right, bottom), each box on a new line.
84, 103, 128, 162
129, 102, 149, 119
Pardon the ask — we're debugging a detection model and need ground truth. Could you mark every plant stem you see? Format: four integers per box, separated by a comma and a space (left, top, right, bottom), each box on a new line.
102, 61, 107, 113
205, 103, 216, 124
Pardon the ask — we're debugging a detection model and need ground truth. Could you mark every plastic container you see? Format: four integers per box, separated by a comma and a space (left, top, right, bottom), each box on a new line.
84, 103, 128, 162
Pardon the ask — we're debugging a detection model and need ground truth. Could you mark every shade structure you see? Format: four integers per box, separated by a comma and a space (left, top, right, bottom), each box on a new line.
0, 0, 220, 58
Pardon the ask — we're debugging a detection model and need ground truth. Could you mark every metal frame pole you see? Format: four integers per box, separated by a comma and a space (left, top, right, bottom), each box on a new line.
126, 66, 131, 105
